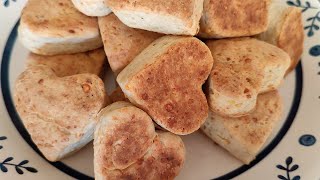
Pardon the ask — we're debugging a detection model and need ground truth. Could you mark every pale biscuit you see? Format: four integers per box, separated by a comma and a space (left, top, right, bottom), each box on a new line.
106, 0, 204, 35
201, 91, 283, 164
206, 38, 290, 117
257, 1, 304, 74
71, 0, 111, 17
14, 65, 107, 162
19, 0, 102, 55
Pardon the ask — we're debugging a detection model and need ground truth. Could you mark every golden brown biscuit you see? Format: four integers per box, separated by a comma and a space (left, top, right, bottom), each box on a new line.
27, 48, 106, 77
206, 38, 290, 117
117, 36, 214, 135
201, 91, 283, 164
94, 103, 185, 180
257, 2, 304, 74
199, 0, 270, 38
100, 131, 185, 180
14, 65, 108, 162
94, 102, 156, 173
106, 0, 204, 35
94, 102, 184, 179
19, 0, 102, 55
98, 14, 162, 74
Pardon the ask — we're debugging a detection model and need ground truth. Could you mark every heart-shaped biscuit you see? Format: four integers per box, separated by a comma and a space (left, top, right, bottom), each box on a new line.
99, 131, 185, 180
117, 36, 213, 135
19, 0, 102, 55
206, 38, 290, 117
14, 65, 107, 162
94, 102, 185, 180
106, 0, 203, 35
94, 102, 156, 172
257, 2, 304, 74
201, 91, 283, 164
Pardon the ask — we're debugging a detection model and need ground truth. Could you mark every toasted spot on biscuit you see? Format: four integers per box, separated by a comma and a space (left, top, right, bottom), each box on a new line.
81, 84, 91, 93
38, 79, 44, 84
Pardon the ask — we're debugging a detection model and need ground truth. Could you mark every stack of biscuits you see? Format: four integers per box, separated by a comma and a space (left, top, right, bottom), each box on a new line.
14, 0, 304, 179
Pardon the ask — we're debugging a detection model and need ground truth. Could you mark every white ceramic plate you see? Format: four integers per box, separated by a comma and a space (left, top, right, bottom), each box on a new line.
1, 0, 320, 179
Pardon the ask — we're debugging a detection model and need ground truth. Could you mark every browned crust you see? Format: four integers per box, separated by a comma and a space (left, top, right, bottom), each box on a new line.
98, 14, 162, 74
127, 37, 213, 135
278, 7, 304, 74
20, 0, 99, 38
27, 48, 106, 77
199, 0, 270, 38
102, 131, 185, 180
95, 104, 156, 171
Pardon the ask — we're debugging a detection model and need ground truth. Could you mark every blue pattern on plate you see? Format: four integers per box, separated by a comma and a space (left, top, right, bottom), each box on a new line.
309, 45, 320, 56
0, 136, 7, 150
305, 11, 320, 37
277, 156, 300, 180
299, 134, 317, 146
0, 135, 37, 175
3, 0, 16, 7
287, 0, 317, 12
0, 158, 38, 174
